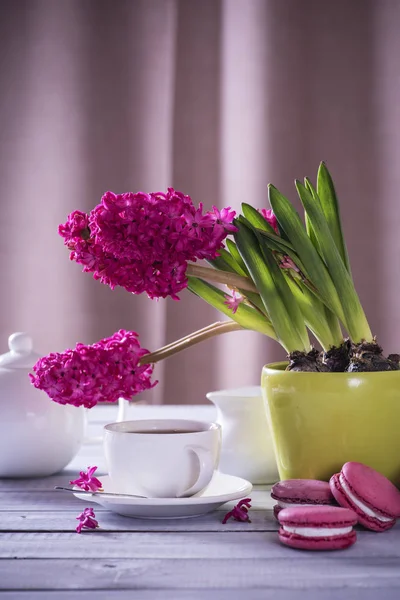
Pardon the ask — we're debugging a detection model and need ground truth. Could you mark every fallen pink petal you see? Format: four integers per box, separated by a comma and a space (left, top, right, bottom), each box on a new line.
76, 507, 99, 534
222, 498, 252, 524
70, 466, 103, 492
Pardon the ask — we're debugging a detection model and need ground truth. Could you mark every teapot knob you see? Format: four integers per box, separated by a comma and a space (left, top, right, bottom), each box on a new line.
8, 332, 33, 354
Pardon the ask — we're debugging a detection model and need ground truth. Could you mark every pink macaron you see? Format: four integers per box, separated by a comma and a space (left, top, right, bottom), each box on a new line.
278, 505, 358, 551
330, 462, 400, 532
271, 479, 335, 520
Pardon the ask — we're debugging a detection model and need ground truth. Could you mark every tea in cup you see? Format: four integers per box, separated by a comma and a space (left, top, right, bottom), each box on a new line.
103, 419, 221, 498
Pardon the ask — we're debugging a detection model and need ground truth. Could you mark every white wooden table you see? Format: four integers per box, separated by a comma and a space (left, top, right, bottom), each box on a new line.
1, 404, 399, 600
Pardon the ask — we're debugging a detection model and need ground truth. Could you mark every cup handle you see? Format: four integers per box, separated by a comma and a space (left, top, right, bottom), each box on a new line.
177, 445, 214, 498
84, 398, 129, 445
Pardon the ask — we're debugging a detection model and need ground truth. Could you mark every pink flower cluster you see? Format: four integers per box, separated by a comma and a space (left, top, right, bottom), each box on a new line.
29, 330, 156, 408
59, 189, 237, 300
70, 466, 103, 492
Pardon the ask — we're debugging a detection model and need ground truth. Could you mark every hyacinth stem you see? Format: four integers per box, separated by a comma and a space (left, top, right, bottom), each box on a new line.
139, 321, 243, 365
144, 321, 224, 356
186, 263, 257, 293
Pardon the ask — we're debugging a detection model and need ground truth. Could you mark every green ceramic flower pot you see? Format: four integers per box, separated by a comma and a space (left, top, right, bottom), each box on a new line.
261, 362, 400, 485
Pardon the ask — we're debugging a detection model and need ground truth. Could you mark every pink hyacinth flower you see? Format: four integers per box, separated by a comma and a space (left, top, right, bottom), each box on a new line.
76, 507, 99, 533
260, 208, 279, 234
70, 466, 103, 492
279, 255, 300, 272
224, 290, 243, 314
29, 329, 156, 409
222, 498, 252, 524
210, 206, 238, 234
59, 189, 237, 301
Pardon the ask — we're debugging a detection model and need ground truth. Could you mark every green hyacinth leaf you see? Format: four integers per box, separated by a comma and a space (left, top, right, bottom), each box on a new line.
317, 162, 351, 274
242, 203, 277, 234
238, 207, 311, 280
295, 180, 372, 342
225, 239, 250, 276
208, 248, 247, 277
304, 178, 322, 254
187, 276, 277, 339
240, 205, 295, 250
268, 184, 345, 323
234, 219, 310, 352
255, 235, 310, 352
284, 277, 343, 350
321, 303, 344, 349
244, 193, 343, 348
206, 250, 266, 315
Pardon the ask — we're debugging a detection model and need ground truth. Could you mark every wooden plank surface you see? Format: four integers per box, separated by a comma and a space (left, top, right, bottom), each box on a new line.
0, 510, 277, 532
1, 528, 399, 559
0, 491, 89, 511
1, 591, 400, 600
1, 557, 400, 590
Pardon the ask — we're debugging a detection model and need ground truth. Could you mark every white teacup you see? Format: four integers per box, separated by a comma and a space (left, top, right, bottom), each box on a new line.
104, 419, 221, 498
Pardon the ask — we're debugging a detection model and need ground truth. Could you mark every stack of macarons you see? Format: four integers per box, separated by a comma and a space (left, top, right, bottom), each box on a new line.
272, 461, 400, 551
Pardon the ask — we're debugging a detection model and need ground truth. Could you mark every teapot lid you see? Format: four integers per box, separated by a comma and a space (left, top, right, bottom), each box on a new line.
0, 333, 42, 369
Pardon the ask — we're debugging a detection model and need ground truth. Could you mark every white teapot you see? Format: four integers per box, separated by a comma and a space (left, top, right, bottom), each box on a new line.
0, 332, 86, 477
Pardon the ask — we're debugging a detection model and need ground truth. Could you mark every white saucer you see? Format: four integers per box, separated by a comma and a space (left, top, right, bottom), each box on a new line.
73, 471, 252, 519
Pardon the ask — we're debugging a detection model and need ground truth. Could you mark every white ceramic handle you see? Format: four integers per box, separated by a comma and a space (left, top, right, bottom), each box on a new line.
178, 445, 214, 498
84, 398, 129, 445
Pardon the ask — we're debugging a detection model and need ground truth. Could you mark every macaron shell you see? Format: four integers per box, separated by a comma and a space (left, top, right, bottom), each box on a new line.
278, 505, 358, 527
279, 527, 357, 551
330, 473, 396, 532
341, 462, 400, 518
271, 479, 334, 504
273, 505, 282, 520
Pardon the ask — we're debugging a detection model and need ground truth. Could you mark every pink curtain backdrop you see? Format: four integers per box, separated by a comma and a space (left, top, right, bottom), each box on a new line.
1, 0, 400, 404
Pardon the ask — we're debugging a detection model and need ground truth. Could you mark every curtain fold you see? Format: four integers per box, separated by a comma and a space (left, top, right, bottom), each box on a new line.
0, 0, 399, 405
